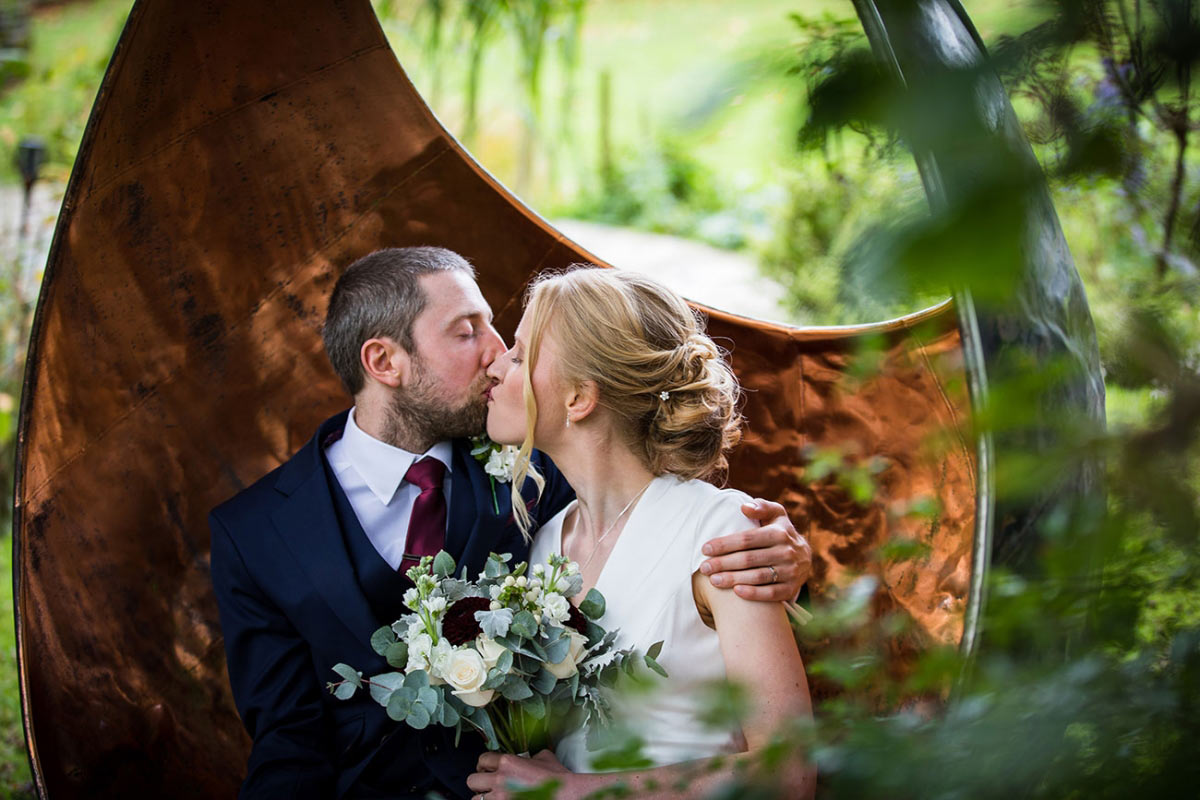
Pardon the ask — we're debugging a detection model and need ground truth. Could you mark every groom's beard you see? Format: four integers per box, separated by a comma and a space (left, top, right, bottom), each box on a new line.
382, 360, 489, 449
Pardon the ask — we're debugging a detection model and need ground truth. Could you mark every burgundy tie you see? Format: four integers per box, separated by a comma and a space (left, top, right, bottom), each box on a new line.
400, 457, 447, 574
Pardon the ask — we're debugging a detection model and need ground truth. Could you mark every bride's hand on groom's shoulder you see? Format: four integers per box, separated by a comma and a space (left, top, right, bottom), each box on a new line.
699, 499, 812, 602
468, 749, 577, 800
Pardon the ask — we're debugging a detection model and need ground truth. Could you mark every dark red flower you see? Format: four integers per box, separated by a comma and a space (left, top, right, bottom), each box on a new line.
442, 596, 491, 645
565, 603, 588, 635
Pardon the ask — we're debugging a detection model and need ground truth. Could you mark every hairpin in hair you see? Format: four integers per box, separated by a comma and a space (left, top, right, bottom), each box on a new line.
659, 391, 670, 401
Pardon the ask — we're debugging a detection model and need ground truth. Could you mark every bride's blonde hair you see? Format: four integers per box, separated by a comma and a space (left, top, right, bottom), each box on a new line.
510, 266, 743, 533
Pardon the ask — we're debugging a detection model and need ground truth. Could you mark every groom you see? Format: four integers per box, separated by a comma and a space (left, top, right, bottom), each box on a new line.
210, 246, 812, 799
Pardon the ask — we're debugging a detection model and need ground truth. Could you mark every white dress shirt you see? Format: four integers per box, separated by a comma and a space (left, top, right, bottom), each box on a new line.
325, 407, 453, 570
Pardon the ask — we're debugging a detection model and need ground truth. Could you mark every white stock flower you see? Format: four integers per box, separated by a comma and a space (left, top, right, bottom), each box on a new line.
532, 564, 545, 576
429, 638, 455, 680
403, 588, 420, 609
541, 592, 570, 624
424, 596, 447, 615
555, 578, 569, 593
405, 632, 433, 673
544, 631, 588, 679
484, 446, 517, 483
565, 562, 580, 576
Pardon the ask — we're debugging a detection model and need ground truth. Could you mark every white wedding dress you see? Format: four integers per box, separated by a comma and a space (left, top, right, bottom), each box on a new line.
528, 474, 753, 771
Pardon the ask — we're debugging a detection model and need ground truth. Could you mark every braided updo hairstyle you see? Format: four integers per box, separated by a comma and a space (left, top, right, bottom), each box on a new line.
510, 266, 743, 530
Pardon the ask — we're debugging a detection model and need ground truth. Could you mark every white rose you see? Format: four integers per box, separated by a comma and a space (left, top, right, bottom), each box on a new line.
446, 648, 495, 704
544, 631, 588, 679
542, 592, 570, 624
453, 686, 496, 708
476, 636, 508, 671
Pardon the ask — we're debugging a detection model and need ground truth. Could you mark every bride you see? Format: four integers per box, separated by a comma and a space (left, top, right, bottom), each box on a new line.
467, 267, 816, 799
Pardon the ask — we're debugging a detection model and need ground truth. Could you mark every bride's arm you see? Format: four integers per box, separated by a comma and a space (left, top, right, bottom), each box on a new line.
466, 581, 817, 800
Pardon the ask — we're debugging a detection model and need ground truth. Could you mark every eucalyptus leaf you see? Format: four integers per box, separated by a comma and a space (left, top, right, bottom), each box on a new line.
386, 687, 416, 721
510, 610, 538, 639
496, 649, 514, 674
385, 641, 409, 669
531, 667, 557, 694
433, 550, 456, 578
368, 671, 406, 705
407, 703, 432, 730
543, 634, 571, 665
416, 686, 440, 714
332, 663, 362, 688
483, 666, 509, 691
333, 682, 357, 700
440, 701, 460, 727
646, 641, 664, 661
371, 625, 397, 656
404, 670, 431, 690
644, 655, 668, 679
579, 589, 606, 620
501, 675, 535, 701
523, 691, 546, 720
470, 705, 500, 750
497, 635, 540, 659
484, 553, 511, 579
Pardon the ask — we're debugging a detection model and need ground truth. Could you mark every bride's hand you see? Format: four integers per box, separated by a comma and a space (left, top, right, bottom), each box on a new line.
699, 498, 812, 601
467, 750, 574, 799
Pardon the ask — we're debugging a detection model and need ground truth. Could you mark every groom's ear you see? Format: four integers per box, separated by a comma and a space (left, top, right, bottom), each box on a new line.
566, 380, 600, 422
360, 337, 409, 389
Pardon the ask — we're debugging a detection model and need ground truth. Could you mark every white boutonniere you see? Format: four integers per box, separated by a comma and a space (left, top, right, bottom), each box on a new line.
470, 435, 517, 513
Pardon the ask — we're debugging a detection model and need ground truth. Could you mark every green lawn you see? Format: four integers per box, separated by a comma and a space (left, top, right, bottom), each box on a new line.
0, 537, 30, 798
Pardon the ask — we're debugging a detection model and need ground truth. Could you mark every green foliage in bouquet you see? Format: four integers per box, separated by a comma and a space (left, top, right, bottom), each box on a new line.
328, 551, 664, 754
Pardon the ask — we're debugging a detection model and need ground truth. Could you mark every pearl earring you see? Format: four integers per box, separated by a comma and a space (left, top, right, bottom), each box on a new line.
565, 415, 571, 429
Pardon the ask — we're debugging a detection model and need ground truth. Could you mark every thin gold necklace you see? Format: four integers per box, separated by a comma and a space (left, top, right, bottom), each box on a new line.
575, 478, 655, 573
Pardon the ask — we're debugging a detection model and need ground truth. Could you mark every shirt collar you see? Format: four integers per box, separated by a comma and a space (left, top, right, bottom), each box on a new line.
337, 407, 453, 505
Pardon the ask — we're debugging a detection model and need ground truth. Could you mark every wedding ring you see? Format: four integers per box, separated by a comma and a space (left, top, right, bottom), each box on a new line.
768, 565, 779, 583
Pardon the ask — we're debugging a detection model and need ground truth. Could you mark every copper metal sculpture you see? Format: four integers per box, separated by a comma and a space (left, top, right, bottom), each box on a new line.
12, 0, 1100, 796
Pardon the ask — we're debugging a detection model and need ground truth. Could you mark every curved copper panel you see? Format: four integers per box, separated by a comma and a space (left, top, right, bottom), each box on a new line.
14, 0, 975, 795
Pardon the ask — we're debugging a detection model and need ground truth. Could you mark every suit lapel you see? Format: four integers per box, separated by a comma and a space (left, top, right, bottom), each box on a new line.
451, 440, 528, 578
270, 412, 379, 645
445, 442, 479, 566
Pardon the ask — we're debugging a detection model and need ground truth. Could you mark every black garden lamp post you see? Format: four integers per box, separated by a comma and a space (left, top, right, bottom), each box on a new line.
15, 134, 45, 240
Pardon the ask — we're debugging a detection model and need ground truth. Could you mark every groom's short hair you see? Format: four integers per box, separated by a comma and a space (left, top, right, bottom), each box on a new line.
323, 246, 477, 395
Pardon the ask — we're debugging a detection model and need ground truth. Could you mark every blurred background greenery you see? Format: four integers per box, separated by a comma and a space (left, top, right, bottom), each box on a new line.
0, 0, 1195, 797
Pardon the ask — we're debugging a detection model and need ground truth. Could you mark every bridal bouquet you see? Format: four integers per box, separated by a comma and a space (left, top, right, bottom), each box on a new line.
328, 550, 665, 754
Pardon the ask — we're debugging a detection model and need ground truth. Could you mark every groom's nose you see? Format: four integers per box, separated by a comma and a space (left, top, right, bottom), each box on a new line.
480, 324, 506, 368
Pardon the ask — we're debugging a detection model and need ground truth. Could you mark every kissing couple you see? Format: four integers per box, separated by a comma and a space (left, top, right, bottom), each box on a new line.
211, 246, 816, 799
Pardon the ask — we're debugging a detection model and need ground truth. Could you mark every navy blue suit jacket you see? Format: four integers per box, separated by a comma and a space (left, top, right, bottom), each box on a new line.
210, 411, 575, 799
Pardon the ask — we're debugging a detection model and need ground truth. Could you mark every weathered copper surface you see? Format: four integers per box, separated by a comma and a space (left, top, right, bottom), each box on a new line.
14, 0, 975, 795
